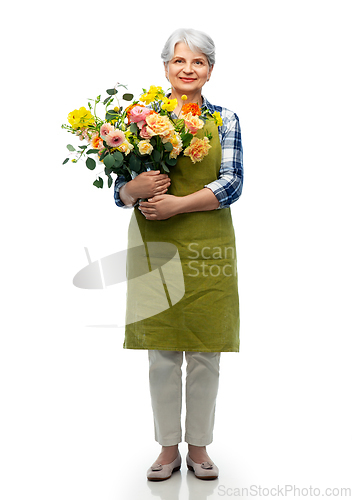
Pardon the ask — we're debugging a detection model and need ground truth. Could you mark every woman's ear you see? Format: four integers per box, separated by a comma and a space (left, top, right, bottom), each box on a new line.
207, 64, 214, 82
164, 62, 169, 81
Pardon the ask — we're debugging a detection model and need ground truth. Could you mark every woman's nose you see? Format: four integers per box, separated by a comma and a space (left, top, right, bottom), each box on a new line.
183, 62, 193, 73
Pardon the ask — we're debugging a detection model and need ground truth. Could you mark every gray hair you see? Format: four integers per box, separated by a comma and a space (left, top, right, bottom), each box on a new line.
161, 28, 215, 67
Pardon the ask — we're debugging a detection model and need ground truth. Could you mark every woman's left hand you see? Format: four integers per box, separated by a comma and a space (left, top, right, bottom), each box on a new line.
138, 194, 180, 220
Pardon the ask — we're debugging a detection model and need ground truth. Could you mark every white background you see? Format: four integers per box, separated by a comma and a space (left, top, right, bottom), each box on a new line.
1, 1, 351, 498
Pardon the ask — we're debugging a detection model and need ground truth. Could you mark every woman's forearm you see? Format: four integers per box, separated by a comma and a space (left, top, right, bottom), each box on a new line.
175, 187, 220, 214
119, 181, 139, 207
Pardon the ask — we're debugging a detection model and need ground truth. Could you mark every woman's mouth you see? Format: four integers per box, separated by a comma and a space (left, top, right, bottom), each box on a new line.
179, 77, 196, 83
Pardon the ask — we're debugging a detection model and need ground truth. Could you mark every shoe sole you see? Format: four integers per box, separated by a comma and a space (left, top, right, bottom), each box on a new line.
187, 464, 218, 480
147, 465, 181, 481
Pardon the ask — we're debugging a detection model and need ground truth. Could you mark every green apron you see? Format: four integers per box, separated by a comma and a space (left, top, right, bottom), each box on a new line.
123, 119, 240, 352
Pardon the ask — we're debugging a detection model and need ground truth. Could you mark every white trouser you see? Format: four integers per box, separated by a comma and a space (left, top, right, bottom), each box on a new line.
148, 350, 221, 446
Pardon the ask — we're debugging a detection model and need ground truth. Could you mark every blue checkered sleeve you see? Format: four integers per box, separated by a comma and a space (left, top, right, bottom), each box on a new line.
203, 100, 244, 209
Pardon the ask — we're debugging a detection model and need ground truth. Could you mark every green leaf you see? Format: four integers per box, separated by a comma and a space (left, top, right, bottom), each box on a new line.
67, 144, 75, 152
165, 157, 177, 167
129, 154, 142, 172
129, 123, 138, 135
108, 176, 113, 188
152, 149, 161, 162
62, 158, 69, 165
93, 177, 104, 188
103, 154, 115, 169
106, 110, 119, 121
113, 150, 124, 167
86, 149, 100, 154
78, 145, 87, 150
122, 93, 134, 101
181, 132, 193, 148
103, 97, 111, 105
106, 88, 118, 95
161, 161, 170, 173
163, 142, 173, 152
86, 157, 96, 170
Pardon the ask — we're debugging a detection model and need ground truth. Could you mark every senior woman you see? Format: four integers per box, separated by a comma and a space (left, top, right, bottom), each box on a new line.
114, 28, 243, 481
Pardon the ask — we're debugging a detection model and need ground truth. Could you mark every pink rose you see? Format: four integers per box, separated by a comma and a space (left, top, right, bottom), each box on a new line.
105, 129, 125, 148
129, 106, 151, 124
182, 112, 204, 135
139, 125, 153, 139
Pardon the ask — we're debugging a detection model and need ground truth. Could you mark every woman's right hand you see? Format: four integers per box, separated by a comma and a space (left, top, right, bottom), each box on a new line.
122, 171, 171, 203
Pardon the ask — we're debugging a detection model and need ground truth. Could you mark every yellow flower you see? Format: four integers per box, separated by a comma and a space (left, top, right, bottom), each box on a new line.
161, 97, 178, 112
118, 140, 134, 155
212, 111, 223, 127
140, 85, 164, 104
68, 107, 95, 129
184, 137, 212, 163
138, 140, 153, 155
181, 95, 188, 101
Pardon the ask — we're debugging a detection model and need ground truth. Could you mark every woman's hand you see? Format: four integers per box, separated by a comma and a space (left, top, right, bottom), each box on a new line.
119, 170, 171, 207
138, 194, 181, 220
131, 170, 171, 199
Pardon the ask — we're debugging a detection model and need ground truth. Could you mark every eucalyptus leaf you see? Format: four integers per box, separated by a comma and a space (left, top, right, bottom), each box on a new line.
86, 149, 100, 154
62, 158, 69, 165
86, 157, 96, 170
161, 161, 170, 173
129, 154, 142, 172
108, 176, 113, 188
67, 144, 75, 151
152, 149, 161, 162
103, 154, 115, 169
106, 88, 118, 95
165, 157, 177, 167
129, 123, 138, 135
106, 110, 119, 120
113, 150, 124, 167
93, 177, 104, 188
163, 142, 173, 152
122, 93, 134, 101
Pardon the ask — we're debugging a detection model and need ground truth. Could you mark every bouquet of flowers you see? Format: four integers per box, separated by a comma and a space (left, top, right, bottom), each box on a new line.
61, 84, 222, 188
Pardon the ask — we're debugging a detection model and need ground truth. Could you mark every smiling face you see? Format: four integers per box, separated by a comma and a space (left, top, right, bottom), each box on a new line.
165, 42, 213, 97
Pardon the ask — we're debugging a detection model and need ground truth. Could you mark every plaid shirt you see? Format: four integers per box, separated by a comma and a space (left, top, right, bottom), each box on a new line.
113, 96, 243, 209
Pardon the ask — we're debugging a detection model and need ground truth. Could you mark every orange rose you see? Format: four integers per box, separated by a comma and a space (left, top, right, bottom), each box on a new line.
145, 113, 175, 141
184, 137, 211, 163
91, 135, 103, 149
182, 112, 204, 135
